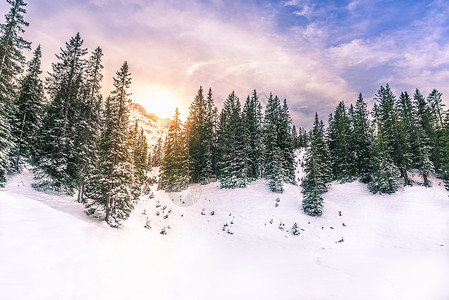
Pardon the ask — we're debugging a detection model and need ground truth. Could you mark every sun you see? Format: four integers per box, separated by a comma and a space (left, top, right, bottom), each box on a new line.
132, 83, 188, 120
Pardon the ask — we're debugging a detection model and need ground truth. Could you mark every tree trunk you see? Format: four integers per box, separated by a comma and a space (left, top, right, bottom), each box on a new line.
401, 167, 410, 186
77, 176, 85, 203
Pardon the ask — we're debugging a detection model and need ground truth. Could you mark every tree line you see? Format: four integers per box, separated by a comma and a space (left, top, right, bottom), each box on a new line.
0, 0, 298, 226
157, 87, 298, 194
302, 85, 449, 216
0, 1, 147, 227
1, 0, 448, 226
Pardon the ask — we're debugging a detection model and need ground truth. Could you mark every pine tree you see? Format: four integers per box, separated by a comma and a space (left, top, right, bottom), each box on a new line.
301, 113, 329, 216
146, 150, 153, 171
205, 88, 218, 180
328, 101, 354, 182
368, 133, 400, 194
77, 46, 103, 203
159, 108, 189, 192
152, 137, 163, 167
134, 127, 148, 185
0, 0, 30, 80
263, 93, 284, 191
10, 45, 44, 171
34, 33, 87, 194
427, 89, 444, 171
279, 99, 296, 184
440, 114, 449, 189
352, 93, 373, 181
414, 89, 439, 171
395, 92, 414, 185
368, 101, 399, 194
217, 91, 246, 188
427, 89, 445, 131
292, 125, 299, 149
242, 90, 264, 181
185, 86, 218, 184
265, 120, 283, 192
84, 62, 135, 227
416, 130, 433, 187
0, 0, 31, 185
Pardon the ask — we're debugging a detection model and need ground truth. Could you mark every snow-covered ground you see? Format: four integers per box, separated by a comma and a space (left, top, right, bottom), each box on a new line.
1, 159, 449, 299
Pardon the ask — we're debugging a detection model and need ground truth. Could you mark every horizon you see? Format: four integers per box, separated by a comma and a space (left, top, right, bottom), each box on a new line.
2, 0, 449, 128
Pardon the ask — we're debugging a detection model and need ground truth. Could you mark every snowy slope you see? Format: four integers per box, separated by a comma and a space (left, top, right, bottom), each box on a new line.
1, 156, 449, 300
128, 102, 170, 147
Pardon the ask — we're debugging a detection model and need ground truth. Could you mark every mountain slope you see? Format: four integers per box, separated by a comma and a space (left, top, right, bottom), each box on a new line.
128, 102, 170, 147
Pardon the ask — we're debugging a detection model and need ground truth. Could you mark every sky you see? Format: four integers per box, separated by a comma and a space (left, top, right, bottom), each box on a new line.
2, 0, 449, 128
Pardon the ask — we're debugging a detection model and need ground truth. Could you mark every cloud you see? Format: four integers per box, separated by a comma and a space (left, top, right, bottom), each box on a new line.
2, 0, 449, 128
347, 1, 359, 11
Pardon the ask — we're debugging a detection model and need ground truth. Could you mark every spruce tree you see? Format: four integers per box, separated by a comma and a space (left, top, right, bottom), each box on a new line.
427, 89, 445, 130
301, 113, 330, 216
11, 45, 44, 171
395, 92, 414, 185
352, 93, 373, 181
0, 0, 31, 185
217, 91, 246, 188
84, 62, 135, 227
263, 93, 284, 191
416, 130, 433, 187
265, 121, 283, 192
185, 86, 218, 184
133, 127, 148, 186
414, 89, 439, 171
426, 89, 444, 171
77, 47, 104, 203
159, 108, 189, 192
368, 102, 399, 194
440, 114, 449, 189
368, 133, 400, 194
205, 88, 218, 180
242, 90, 263, 181
34, 33, 87, 194
292, 125, 299, 149
279, 99, 296, 184
0, 0, 30, 81
328, 101, 354, 182
152, 137, 163, 167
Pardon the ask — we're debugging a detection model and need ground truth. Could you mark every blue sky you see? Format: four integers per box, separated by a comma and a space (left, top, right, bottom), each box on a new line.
2, 0, 449, 127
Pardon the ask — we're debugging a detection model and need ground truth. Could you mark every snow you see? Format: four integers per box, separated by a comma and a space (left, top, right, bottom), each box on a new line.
1, 157, 449, 300
128, 102, 169, 147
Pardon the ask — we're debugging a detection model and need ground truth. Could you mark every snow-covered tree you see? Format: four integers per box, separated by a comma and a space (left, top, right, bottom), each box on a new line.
151, 137, 163, 167
368, 134, 400, 194
34, 33, 87, 194
185, 86, 217, 184
0, 0, 31, 185
264, 94, 283, 191
279, 99, 296, 184
394, 91, 414, 185
351, 94, 373, 181
217, 91, 246, 188
84, 62, 135, 227
328, 101, 354, 182
76, 46, 104, 203
368, 99, 399, 194
10, 45, 44, 171
301, 113, 330, 216
242, 90, 264, 181
159, 108, 189, 192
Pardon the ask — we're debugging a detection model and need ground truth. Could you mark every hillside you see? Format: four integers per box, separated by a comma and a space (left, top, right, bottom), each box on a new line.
0, 152, 448, 300
129, 102, 170, 147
